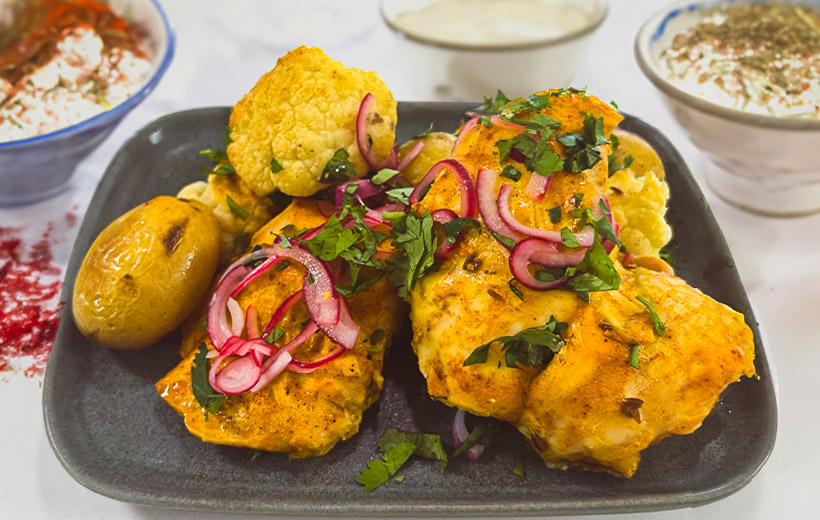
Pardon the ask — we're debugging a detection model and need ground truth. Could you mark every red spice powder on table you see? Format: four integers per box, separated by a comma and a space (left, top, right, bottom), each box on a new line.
0, 225, 65, 377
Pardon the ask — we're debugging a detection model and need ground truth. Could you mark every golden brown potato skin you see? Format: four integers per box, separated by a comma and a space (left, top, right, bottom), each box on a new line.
72, 196, 221, 350
158, 199, 406, 457
397, 132, 457, 186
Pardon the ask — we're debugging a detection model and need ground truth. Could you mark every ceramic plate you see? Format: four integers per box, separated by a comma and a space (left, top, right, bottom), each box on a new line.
44, 103, 777, 516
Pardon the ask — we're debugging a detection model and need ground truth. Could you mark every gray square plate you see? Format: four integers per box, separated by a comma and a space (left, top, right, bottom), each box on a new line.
44, 103, 777, 516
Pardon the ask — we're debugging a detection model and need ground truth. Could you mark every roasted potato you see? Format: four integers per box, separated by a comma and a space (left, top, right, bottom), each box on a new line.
73, 196, 221, 350
396, 131, 456, 185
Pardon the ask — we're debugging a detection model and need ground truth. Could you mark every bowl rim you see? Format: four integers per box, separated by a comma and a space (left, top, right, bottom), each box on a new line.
634, 0, 820, 132
0, 0, 176, 150
380, 0, 609, 52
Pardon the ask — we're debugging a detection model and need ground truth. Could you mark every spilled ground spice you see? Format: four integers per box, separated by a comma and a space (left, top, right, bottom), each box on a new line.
0, 224, 66, 377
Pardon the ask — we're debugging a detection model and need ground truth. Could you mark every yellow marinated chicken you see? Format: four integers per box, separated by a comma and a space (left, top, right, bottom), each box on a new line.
157, 199, 405, 457
411, 90, 622, 422
517, 262, 756, 477
408, 89, 756, 476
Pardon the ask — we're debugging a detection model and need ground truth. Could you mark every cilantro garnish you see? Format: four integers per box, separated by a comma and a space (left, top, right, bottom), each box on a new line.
191, 343, 225, 416
607, 133, 634, 176
226, 195, 249, 220
630, 344, 640, 369
513, 457, 526, 479
199, 148, 228, 164
564, 234, 621, 292
357, 429, 448, 492
370, 329, 385, 343
560, 227, 580, 248
463, 316, 568, 370
372, 168, 400, 185
481, 89, 511, 113
320, 148, 355, 184
264, 328, 286, 345
636, 295, 666, 336
270, 157, 284, 173
500, 165, 522, 181
495, 115, 563, 177
385, 186, 415, 205
386, 211, 438, 298
508, 278, 524, 301
557, 113, 610, 173
491, 231, 517, 249
443, 218, 481, 243
199, 147, 236, 175
659, 245, 676, 267
452, 422, 502, 459
414, 122, 435, 139
548, 205, 562, 224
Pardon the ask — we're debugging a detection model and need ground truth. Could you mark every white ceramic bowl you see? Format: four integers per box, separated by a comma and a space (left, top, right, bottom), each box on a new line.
635, 0, 820, 217
382, 0, 608, 101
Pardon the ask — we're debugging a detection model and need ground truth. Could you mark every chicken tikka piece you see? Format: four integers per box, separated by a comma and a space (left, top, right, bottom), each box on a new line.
157, 200, 405, 457
410, 90, 622, 422
518, 262, 756, 477
408, 89, 756, 476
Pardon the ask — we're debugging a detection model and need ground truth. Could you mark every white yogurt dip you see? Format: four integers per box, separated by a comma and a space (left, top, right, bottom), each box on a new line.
0, 3, 153, 142
660, 3, 820, 119
391, 0, 596, 47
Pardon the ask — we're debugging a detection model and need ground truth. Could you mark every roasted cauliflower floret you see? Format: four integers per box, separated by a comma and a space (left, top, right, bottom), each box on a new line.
607, 130, 672, 257
228, 46, 397, 197
177, 173, 277, 262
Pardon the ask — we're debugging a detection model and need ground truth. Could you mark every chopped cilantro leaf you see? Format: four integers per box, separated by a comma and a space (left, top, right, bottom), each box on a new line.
385, 186, 415, 205
508, 278, 524, 301
320, 149, 355, 184
443, 218, 481, 242
370, 329, 385, 343
607, 134, 634, 175
491, 231, 517, 249
279, 234, 292, 248
500, 165, 522, 181
226, 195, 249, 220
357, 429, 448, 492
264, 328, 286, 345
300, 215, 359, 261
357, 442, 415, 492
659, 245, 676, 267
414, 122, 435, 139
452, 422, 503, 458
548, 205, 562, 224
463, 316, 568, 370
630, 344, 640, 368
482, 89, 511, 113
558, 113, 609, 173
560, 227, 580, 248
565, 235, 621, 292
636, 295, 666, 336
191, 344, 225, 416
513, 457, 526, 479
387, 211, 438, 298
270, 157, 283, 173
199, 148, 228, 164
372, 168, 400, 185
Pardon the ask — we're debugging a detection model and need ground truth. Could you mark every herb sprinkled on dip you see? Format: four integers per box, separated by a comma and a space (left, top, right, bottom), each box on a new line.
660, 3, 820, 119
0, 0, 153, 142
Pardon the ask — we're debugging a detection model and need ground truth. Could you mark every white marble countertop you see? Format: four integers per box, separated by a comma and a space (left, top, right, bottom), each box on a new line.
1, 1, 818, 518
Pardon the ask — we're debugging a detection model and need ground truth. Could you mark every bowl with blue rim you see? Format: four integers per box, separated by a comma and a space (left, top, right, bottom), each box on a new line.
0, 0, 174, 207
